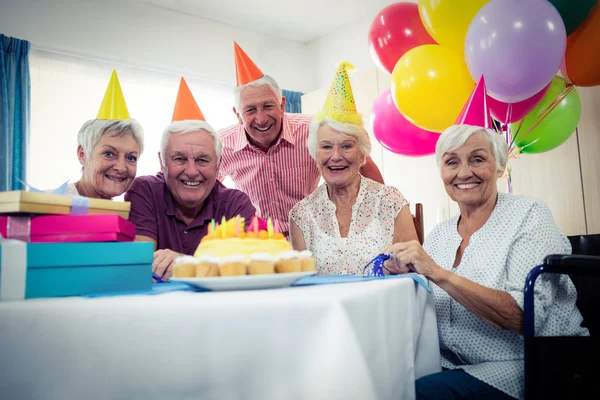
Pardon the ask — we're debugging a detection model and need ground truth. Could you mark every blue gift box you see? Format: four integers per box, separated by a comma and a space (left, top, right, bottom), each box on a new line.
0, 241, 153, 300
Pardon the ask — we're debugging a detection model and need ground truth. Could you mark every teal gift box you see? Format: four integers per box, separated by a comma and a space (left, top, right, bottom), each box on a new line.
0, 240, 153, 300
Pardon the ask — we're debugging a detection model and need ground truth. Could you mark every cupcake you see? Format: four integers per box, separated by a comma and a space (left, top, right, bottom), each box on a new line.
299, 250, 316, 272
195, 255, 220, 278
171, 256, 196, 278
275, 251, 301, 273
248, 252, 275, 275
219, 255, 247, 276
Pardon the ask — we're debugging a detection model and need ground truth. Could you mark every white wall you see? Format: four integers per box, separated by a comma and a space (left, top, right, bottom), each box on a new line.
0, 0, 314, 93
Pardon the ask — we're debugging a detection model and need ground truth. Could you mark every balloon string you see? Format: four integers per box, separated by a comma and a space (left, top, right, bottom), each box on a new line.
511, 84, 573, 149
509, 118, 524, 153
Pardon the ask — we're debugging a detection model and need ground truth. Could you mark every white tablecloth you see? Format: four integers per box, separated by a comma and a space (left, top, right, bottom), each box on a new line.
0, 278, 440, 400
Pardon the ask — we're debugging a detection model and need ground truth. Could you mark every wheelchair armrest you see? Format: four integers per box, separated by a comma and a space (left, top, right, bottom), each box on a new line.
544, 254, 600, 277
525, 254, 600, 337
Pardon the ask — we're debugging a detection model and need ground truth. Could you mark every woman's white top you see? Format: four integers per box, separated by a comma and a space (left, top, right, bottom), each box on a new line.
290, 176, 409, 275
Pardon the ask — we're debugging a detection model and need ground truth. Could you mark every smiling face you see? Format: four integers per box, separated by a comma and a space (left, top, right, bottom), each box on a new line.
316, 125, 365, 188
440, 132, 502, 208
235, 84, 286, 150
78, 130, 140, 198
160, 130, 218, 212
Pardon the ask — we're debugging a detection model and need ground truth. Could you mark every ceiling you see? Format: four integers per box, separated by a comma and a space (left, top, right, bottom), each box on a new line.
139, 0, 403, 43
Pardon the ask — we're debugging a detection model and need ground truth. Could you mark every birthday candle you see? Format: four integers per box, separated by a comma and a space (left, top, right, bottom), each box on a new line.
221, 216, 226, 238
235, 215, 240, 236
211, 219, 216, 236
253, 216, 258, 235
267, 218, 273, 238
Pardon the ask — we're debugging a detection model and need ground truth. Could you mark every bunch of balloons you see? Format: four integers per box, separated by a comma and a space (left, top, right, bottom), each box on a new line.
369, 0, 599, 156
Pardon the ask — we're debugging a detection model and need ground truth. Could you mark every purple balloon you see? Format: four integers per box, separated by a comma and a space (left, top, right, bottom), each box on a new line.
371, 89, 440, 157
465, 0, 566, 103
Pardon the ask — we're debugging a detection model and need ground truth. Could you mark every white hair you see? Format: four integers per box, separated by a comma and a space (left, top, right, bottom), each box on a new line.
160, 120, 223, 164
435, 124, 508, 172
307, 117, 371, 161
77, 119, 144, 158
233, 75, 282, 111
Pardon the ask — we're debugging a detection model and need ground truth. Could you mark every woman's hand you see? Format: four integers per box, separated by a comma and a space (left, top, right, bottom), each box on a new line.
384, 240, 440, 279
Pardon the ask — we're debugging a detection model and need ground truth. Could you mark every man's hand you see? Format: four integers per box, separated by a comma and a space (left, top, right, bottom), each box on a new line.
153, 249, 184, 282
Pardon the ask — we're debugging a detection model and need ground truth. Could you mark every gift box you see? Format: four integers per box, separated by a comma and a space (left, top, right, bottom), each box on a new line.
0, 214, 136, 242
0, 240, 153, 300
0, 191, 130, 219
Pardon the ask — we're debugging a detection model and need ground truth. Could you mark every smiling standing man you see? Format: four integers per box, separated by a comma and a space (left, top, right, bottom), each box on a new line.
126, 78, 255, 280
218, 42, 384, 238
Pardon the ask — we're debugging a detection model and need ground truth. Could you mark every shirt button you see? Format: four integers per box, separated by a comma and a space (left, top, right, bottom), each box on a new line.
183, 230, 188, 234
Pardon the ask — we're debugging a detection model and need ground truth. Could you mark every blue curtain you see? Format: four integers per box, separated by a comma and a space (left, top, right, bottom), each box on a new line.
1, 34, 30, 191
282, 89, 303, 113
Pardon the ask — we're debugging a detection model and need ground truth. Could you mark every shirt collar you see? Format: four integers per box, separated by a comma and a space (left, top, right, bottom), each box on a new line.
317, 176, 367, 209
232, 114, 294, 153
162, 173, 222, 225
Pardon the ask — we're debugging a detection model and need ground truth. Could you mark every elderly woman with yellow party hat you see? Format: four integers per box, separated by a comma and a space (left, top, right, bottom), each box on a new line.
289, 63, 418, 275
68, 70, 144, 199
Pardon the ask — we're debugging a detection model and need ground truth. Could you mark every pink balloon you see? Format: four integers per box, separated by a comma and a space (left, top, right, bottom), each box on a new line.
487, 83, 550, 123
372, 89, 441, 156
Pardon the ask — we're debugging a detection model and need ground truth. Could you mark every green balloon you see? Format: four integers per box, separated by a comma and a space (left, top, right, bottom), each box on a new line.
511, 76, 581, 154
549, 0, 597, 35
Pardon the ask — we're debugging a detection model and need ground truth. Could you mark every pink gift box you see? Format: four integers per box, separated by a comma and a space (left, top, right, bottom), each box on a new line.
0, 214, 135, 243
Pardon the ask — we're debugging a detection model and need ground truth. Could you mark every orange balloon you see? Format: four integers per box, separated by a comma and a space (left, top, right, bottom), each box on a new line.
564, 1, 600, 87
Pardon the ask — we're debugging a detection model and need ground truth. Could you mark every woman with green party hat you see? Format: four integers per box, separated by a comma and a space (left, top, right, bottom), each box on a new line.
289, 62, 418, 275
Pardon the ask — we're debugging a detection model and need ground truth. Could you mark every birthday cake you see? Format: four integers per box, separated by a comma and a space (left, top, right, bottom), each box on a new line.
171, 216, 315, 277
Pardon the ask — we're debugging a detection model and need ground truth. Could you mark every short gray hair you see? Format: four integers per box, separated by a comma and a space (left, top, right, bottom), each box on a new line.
160, 120, 223, 164
77, 119, 144, 158
307, 117, 371, 161
233, 75, 282, 111
435, 124, 508, 172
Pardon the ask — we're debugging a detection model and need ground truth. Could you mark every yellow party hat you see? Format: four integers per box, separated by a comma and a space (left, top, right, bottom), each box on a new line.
96, 70, 131, 120
315, 62, 362, 125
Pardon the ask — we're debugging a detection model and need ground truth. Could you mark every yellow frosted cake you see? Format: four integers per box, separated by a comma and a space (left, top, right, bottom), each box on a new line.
191, 216, 314, 275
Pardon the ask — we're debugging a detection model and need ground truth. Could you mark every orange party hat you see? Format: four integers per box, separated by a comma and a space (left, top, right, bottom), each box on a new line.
172, 77, 206, 122
234, 41, 264, 86
97, 70, 130, 120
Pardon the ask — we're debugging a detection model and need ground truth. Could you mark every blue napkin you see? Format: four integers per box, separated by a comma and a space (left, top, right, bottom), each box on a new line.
86, 281, 203, 298
292, 273, 432, 292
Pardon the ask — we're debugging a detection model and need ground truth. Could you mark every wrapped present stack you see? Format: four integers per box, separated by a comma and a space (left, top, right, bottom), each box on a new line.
0, 71, 153, 301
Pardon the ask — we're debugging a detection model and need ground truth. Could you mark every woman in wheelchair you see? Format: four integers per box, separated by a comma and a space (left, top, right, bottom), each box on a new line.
384, 124, 588, 400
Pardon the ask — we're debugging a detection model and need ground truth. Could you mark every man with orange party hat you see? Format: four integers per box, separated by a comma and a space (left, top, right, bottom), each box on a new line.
219, 42, 383, 238
70, 70, 144, 199
126, 77, 255, 280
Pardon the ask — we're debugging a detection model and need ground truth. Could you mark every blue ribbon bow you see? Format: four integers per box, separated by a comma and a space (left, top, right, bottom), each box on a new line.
362, 253, 392, 277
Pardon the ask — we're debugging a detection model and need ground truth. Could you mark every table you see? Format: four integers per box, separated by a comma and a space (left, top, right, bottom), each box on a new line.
0, 277, 440, 400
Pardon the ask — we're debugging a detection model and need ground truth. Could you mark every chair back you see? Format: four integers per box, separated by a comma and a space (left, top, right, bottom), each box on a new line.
413, 203, 424, 245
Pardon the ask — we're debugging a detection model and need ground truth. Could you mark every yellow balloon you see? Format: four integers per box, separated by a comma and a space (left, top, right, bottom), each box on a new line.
418, 0, 489, 54
391, 45, 475, 133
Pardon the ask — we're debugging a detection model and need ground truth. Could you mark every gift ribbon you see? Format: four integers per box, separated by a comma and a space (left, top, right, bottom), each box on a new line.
6, 216, 31, 241
0, 238, 27, 301
70, 196, 90, 215
363, 253, 392, 277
